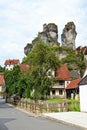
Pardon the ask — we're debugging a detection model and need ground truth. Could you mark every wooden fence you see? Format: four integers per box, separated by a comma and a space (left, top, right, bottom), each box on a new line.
7, 98, 80, 114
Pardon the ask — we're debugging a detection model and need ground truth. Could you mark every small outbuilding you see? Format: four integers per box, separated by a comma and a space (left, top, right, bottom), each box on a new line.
66, 78, 81, 99
79, 75, 87, 112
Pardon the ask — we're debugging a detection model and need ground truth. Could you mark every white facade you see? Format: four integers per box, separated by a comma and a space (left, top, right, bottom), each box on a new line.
4, 59, 20, 70
0, 84, 5, 93
5, 64, 14, 70
50, 89, 65, 98
80, 84, 87, 112
50, 80, 70, 98
0, 85, 2, 92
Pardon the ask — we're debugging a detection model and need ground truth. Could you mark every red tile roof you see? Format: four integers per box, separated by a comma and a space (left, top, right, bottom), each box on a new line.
20, 63, 30, 72
0, 73, 4, 85
66, 78, 82, 89
76, 46, 82, 51
76, 46, 87, 55
55, 64, 72, 81
4, 59, 19, 65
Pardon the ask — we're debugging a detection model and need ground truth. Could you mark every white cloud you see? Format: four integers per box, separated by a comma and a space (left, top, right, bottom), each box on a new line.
0, 0, 87, 66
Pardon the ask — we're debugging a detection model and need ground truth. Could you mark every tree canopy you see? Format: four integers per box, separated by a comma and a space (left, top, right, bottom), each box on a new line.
23, 41, 60, 100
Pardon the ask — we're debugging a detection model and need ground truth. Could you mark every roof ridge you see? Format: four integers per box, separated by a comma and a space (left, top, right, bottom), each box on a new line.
55, 64, 72, 81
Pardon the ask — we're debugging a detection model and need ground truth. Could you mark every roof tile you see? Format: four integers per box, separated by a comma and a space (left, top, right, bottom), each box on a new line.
55, 64, 71, 81
66, 78, 82, 89
4, 59, 19, 65
20, 63, 30, 72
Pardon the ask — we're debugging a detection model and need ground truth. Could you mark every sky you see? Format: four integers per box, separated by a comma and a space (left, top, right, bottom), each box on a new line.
0, 0, 87, 66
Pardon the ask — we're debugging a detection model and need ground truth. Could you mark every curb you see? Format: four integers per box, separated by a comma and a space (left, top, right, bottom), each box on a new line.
42, 114, 86, 130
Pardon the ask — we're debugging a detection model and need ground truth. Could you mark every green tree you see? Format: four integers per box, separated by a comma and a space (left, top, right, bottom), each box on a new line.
26, 86, 30, 98
4, 65, 20, 96
62, 53, 77, 64
4, 64, 33, 98
16, 74, 27, 97
23, 41, 60, 100
0, 66, 5, 72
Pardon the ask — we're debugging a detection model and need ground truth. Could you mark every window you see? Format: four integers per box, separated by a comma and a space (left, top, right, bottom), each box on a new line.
52, 90, 55, 95
59, 90, 63, 95
59, 80, 64, 85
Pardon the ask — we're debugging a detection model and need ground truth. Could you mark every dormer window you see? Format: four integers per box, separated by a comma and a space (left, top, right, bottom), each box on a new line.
59, 80, 64, 85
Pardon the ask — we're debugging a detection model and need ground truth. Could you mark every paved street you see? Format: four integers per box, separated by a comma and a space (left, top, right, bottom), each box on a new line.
0, 99, 83, 130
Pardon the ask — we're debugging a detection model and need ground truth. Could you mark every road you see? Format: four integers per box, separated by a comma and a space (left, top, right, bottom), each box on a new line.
0, 99, 83, 130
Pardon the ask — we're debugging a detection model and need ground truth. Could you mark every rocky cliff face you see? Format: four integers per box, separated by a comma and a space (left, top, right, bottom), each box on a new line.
24, 22, 77, 55
61, 22, 77, 50
24, 43, 33, 55
36, 23, 59, 46
24, 23, 59, 55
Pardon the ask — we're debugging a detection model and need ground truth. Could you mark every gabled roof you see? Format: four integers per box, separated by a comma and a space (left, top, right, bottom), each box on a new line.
76, 46, 82, 52
55, 64, 72, 81
4, 59, 19, 65
0, 73, 4, 85
76, 46, 87, 55
66, 78, 82, 90
79, 75, 87, 85
20, 63, 30, 72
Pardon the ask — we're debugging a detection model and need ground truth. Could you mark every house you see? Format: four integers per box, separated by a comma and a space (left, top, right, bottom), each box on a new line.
76, 46, 87, 64
79, 67, 87, 112
0, 73, 5, 98
20, 63, 30, 71
20, 63, 30, 75
50, 64, 72, 98
65, 67, 87, 99
4, 59, 20, 70
66, 78, 82, 99
79, 75, 87, 112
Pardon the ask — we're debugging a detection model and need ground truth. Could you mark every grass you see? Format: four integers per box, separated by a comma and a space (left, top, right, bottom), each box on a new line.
45, 98, 79, 103
67, 99, 80, 102
45, 98, 80, 112
46, 98, 64, 103
68, 102, 80, 111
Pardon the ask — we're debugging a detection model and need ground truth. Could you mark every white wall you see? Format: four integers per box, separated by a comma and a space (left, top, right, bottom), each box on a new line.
80, 85, 87, 112
5, 64, 14, 70
65, 81, 71, 88
0, 85, 2, 92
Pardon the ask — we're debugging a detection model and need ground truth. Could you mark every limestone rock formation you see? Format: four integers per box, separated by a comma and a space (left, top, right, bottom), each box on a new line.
24, 43, 33, 55
24, 23, 59, 55
24, 22, 77, 55
38, 23, 59, 46
61, 22, 77, 50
